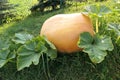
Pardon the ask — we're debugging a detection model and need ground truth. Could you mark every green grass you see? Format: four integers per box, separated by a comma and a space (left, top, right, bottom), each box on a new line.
0, 1, 120, 80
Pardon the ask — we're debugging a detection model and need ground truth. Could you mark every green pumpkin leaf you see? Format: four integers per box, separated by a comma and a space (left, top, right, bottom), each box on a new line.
45, 49, 57, 60
0, 39, 10, 50
12, 33, 34, 44
108, 23, 120, 36
78, 32, 114, 63
17, 36, 57, 71
84, 5, 112, 17
43, 36, 56, 50
108, 23, 120, 46
112, 0, 120, 3
43, 36, 57, 59
0, 49, 15, 68
17, 37, 46, 71
95, 36, 114, 51
78, 32, 93, 48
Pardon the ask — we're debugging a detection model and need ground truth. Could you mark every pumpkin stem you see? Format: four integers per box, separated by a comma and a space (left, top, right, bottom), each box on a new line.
96, 18, 99, 33
42, 54, 49, 80
116, 36, 120, 44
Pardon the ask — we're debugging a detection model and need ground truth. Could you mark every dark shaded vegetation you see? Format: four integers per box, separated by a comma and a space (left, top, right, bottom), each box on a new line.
0, 0, 17, 24
30, 0, 108, 13
30, 0, 65, 12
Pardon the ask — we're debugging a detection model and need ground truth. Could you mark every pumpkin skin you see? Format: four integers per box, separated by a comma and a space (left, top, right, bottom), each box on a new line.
40, 13, 94, 53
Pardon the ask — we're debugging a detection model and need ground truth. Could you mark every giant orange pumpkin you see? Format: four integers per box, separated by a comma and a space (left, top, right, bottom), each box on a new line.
40, 13, 94, 53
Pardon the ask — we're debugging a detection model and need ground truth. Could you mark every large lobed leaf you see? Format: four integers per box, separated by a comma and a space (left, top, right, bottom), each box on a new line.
17, 36, 57, 71
78, 32, 114, 63
0, 39, 10, 50
0, 50, 15, 68
108, 23, 120, 36
108, 23, 120, 46
0, 39, 15, 68
43, 36, 57, 59
12, 32, 34, 44
84, 5, 112, 17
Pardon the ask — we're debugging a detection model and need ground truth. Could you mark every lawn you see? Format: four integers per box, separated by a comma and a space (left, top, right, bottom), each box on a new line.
0, 0, 120, 80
